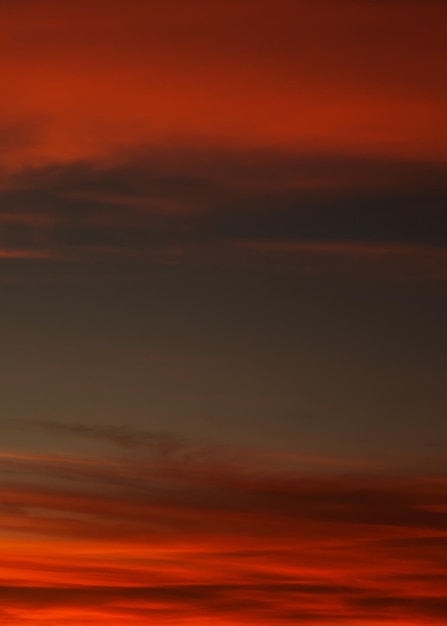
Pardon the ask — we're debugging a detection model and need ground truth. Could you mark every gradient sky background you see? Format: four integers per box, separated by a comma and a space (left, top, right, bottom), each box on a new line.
1, 0, 447, 624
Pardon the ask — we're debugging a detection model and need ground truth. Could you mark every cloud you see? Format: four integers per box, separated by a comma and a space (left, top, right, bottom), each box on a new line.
1, 0, 446, 171
1, 426, 447, 624
0, 248, 56, 259
1, 0, 446, 280
235, 240, 447, 281
1, 148, 446, 279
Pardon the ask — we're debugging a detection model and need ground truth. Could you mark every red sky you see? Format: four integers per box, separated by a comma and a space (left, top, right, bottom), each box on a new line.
1, 0, 446, 276
1, 0, 447, 170
1, 1, 447, 624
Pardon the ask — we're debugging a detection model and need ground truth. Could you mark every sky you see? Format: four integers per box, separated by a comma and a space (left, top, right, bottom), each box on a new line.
1, 0, 447, 624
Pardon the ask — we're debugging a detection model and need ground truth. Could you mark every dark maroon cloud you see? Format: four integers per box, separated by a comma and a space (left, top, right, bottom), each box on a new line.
1, 148, 446, 279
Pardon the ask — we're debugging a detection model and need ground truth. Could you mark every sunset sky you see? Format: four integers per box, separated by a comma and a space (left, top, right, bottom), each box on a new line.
1, 0, 447, 624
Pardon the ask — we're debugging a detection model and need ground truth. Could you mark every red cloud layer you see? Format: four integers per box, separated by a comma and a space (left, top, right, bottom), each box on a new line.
1, 446, 446, 625
1, 0, 446, 170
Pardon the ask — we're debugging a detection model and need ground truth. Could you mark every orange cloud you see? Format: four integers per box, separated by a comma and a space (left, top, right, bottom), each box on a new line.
1, 440, 446, 625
